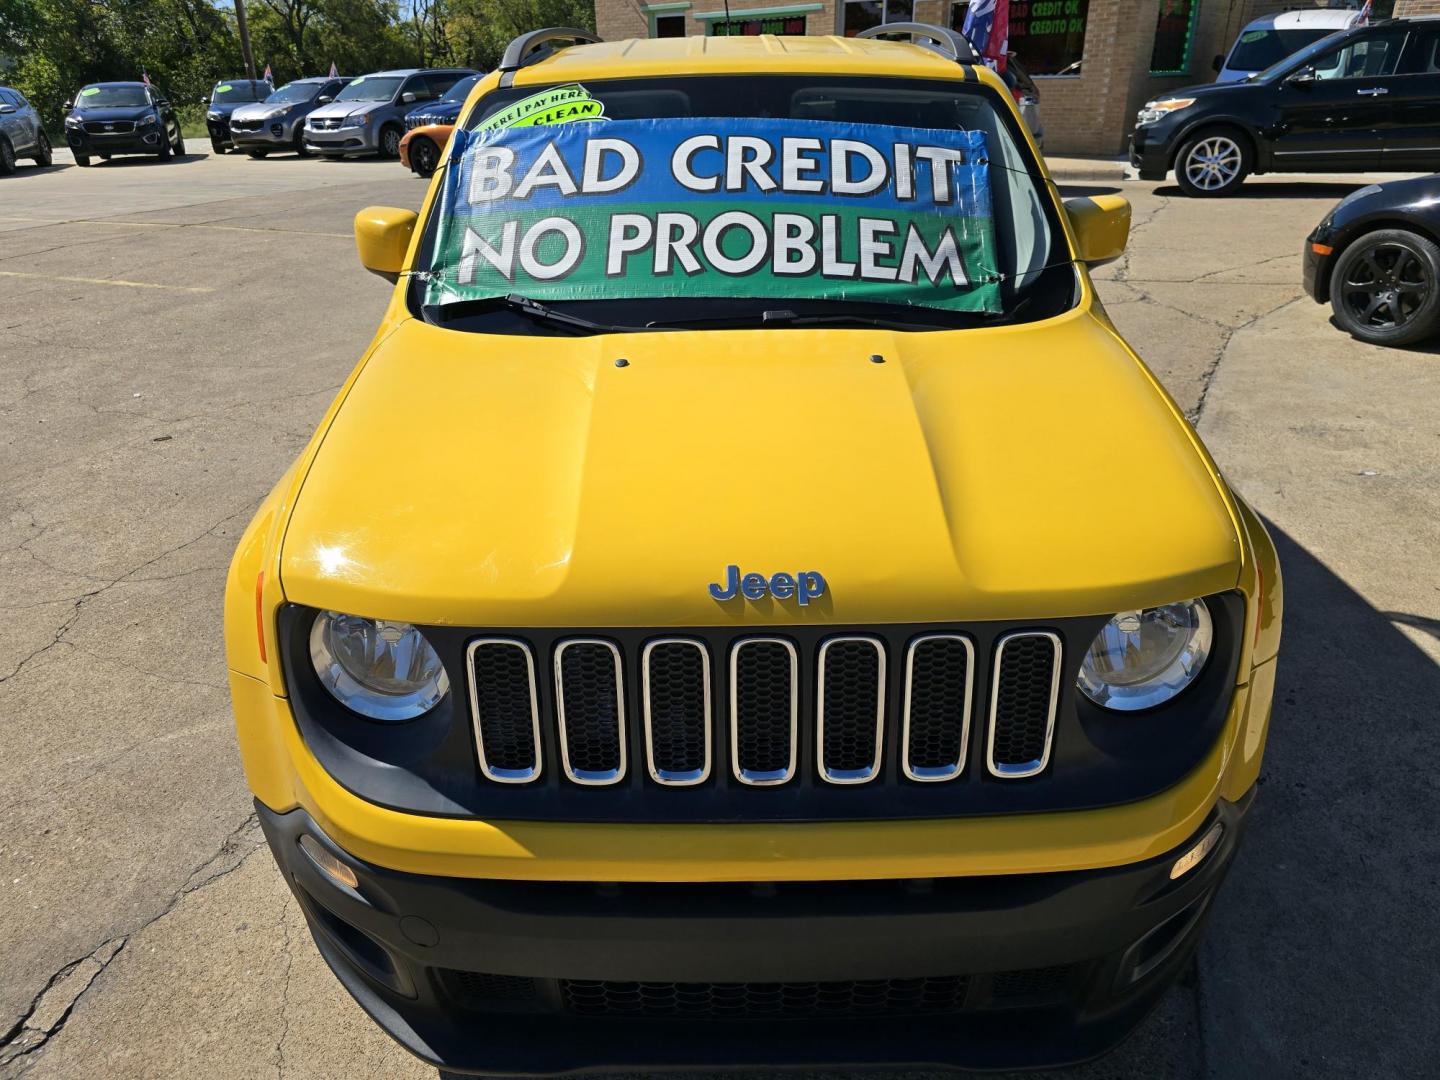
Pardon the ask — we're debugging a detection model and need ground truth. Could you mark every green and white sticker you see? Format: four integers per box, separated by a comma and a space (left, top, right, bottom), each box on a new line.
348, 77, 366, 86
476, 84, 606, 132
80, 87, 100, 97
1240, 30, 1266, 43
216, 83, 234, 93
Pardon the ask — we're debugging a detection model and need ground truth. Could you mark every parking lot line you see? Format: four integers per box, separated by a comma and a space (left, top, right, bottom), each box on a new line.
0, 269, 214, 292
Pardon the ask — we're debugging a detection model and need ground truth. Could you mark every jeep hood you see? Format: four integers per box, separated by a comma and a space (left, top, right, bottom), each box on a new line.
281, 312, 1241, 626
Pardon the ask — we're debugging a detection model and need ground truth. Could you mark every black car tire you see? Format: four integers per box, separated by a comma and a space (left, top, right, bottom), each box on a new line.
248, 149, 269, 159
34, 130, 53, 167
410, 135, 439, 178
97, 151, 110, 161
156, 126, 172, 160
175, 131, 185, 156
294, 135, 311, 158
1329, 228, 1440, 347
1173, 128, 1251, 197
379, 124, 403, 159
74, 152, 92, 167
0, 137, 15, 175
211, 138, 226, 155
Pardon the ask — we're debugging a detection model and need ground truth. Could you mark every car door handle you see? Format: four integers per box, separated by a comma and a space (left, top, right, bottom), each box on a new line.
1355, 87, 1389, 96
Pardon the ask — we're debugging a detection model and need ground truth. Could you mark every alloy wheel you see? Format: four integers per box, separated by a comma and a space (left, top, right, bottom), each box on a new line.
1183, 136, 1242, 192
382, 128, 401, 158
1340, 241, 1432, 333
414, 139, 438, 176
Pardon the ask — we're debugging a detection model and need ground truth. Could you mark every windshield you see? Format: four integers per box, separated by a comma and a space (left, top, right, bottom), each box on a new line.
336, 75, 403, 103
443, 74, 481, 103
1255, 28, 1351, 80
410, 75, 1070, 336
211, 81, 269, 103
267, 81, 322, 105
76, 86, 147, 109
1226, 27, 1336, 73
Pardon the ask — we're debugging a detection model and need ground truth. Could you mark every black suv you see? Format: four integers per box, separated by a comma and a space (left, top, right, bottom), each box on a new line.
63, 82, 184, 166
1131, 17, 1440, 196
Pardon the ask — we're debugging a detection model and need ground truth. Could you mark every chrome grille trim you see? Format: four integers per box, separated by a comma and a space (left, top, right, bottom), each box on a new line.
986, 631, 1062, 779
554, 638, 627, 786
815, 635, 886, 785
641, 637, 712, 787
465, 638, 541, 784
729, 637, 798, 786
902, 634, 975, 782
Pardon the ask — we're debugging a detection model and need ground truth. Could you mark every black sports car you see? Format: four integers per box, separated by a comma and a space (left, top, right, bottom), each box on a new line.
1304, 173, 1440, 346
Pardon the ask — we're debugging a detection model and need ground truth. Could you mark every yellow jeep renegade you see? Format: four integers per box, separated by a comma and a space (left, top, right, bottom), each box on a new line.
225, 24, 1283, 1076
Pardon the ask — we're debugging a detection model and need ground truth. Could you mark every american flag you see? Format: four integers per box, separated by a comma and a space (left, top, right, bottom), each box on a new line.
141, 70, 151, 87
961, 0, 1010, 74
262, 63, 273, 83
328, 61, 338, 78
1355, 0, 1372, 24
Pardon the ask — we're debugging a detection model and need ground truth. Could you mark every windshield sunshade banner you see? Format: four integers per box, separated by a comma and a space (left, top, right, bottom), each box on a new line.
424, 116, 1001, 314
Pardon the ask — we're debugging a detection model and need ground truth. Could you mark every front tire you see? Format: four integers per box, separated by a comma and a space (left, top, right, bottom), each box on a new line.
174, 131, 185, 156
74, 151, 92, 167
34, 130, 53, 167
1174, 129, 1250, 197
156, 127, 172, 160
1329, 228, 1440, 347
0, 137, 15, 175
211, 138, 226, 155
410, 135, 439, 178
379, 124, 403, 160
247, 149, 268, 159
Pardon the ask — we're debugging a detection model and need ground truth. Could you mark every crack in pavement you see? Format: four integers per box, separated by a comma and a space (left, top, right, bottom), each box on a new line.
0, 813, 264, 1076
274, 899, 296, 1079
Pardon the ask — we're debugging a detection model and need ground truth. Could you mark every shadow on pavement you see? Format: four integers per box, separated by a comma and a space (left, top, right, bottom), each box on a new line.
1154, 180, 1374, 201
1200, 521, 1440, 1079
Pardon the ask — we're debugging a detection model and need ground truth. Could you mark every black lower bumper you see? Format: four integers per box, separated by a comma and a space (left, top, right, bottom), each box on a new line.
1128, 128, 1172, 181
260, 791, 1252, 1075
66, 130, 162, 156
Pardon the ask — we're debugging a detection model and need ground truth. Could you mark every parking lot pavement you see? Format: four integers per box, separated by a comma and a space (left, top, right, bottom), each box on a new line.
1, 151, 1437, 1079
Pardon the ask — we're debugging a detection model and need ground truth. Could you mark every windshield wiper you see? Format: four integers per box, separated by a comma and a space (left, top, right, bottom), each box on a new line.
646, 308, 1009, 332
436, 293, 657, 334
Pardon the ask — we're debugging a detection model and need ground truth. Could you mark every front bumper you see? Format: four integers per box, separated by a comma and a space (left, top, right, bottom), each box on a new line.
207, 118, 234, 146
302, 126, 376, 155
1303, 226, 1336, 303
261, 790, 1253, 1075
1128, 125, 1173, 181
231, 118, 299, 149
65, 127, 163, 155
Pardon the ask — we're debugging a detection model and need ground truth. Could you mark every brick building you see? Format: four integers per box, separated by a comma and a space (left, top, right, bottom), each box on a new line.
591, 0, 1434, 154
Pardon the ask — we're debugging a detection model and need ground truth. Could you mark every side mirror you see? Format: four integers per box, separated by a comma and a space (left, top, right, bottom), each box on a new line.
1212, 54, 1223, 73
63, 99, 73, 111
1286, 66, 1316, 86
318, 95, 333, 104
1064, 194, 1131, 267
0, 104, 15, 116
401, 91, 417, 103
355, 206, 418, 283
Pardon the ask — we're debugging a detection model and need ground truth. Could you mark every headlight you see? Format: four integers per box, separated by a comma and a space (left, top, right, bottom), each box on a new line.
65, 116, 82, 128
340, 112, 370, 129
1077, 599, 1213, 711
1136, 98, 1196, 126
208, 111, 222, 120
309, 611, 449, 721
137, 114, 157, 126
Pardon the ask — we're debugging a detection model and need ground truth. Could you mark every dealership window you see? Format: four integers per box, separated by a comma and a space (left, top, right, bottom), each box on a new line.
1003, 0, 1090, 76
655, 13, 686, 35
842, 0, 913, 36
708, 13, 808, 34
1149, 0, 1200, 74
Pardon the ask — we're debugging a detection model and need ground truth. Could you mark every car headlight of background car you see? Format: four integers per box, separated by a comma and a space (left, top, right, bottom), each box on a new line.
309, 611, 450, 721
339, 112, 371, 129
1136, 98, 1196, 126
65, 116, 83, 128
137, 113, 158, 126
1077, 599, 1213, 711
208, 110, 223, 120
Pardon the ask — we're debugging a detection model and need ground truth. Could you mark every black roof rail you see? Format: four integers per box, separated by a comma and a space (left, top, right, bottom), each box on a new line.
855, 22, 980, 66
497, 27, 604, 85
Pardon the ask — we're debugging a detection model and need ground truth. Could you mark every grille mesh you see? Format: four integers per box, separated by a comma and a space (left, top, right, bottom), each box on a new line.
819, 638, 883, 780
990, 635, 1058, 772
645, 641, 709, 781
557, 642, 624, 780
990, 964, 1072, 1001
560, 975, 971, 1018
732, 641, 796, 781
469, 641, 538, 779
905, 637, 972, 776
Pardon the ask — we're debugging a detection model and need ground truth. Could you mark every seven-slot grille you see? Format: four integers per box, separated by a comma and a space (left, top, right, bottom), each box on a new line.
466, 630, 1064, 788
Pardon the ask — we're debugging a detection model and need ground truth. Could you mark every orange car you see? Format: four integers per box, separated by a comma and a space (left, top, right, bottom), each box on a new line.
398, 123, 452, 178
